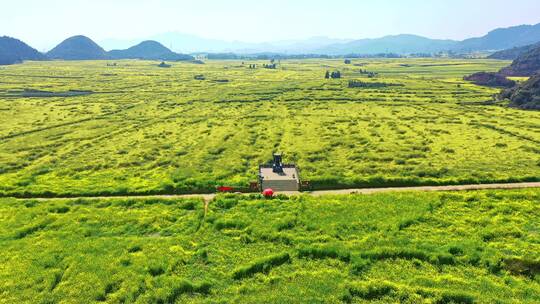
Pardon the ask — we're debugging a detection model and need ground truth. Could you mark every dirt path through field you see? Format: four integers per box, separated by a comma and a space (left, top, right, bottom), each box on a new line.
13, 182, 540, 201
294, 182, 540, 196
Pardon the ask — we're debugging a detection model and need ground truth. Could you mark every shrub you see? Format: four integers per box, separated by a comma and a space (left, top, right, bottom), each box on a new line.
194, 249, 209, 263
503, 258, 540, 278
437, 291, 475, 304
232, 252, 290, 280
178, 200, 197, 210
274, 216, 297, 231
433, 253, 456, 266
350, 258, 371, 275
128, 245, 142, 253
14, 217, 54, 239
442, 147, 455, 154
468, 252, 481, 266
398, 218, 418, 230
395, 159, 406, 165
362, 249, 429, 262
345, 281, 397, 300
298, 246, 351, 262
214, 219, 247, 230
48, 205, 70, 213
163, 279, 212, 303
24, 200, 37, 208
148, 264, 165, 276
448, 246, 464, 256
214, 198, 238, 210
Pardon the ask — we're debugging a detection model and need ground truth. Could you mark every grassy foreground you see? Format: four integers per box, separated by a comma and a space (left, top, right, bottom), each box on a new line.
1, 189, 539, 303
1, 59, 539, 197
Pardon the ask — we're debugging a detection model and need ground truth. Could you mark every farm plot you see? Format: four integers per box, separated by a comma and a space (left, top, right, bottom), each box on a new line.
0, 59, 539, 197
0, 189, 539, 303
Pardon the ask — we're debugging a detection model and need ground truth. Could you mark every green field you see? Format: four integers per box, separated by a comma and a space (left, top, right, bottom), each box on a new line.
1, 189, 539, 303
1, 59, 539, 197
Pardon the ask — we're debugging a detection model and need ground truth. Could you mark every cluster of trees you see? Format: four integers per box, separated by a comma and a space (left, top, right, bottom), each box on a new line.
347, 80, 402, 88
263, 63, 277, 69
359, 69, 378, 78
325, 71, 341, 79
344, 59, 351, 64
348, 80, 385, 88
248, 64, 257, 69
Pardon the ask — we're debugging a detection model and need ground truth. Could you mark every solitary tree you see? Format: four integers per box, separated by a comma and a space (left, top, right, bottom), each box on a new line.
325, 71, 330, 79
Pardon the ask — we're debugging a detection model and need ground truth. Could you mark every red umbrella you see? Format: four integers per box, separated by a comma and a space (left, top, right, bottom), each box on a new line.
262, 188, 274, 198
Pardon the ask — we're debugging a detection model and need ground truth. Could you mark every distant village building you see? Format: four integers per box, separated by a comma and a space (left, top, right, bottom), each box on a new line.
195, 54, 208, 61
259, 153, 300, 192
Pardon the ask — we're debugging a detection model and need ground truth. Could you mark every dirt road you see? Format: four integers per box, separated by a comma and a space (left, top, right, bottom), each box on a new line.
14, 182, 540, 202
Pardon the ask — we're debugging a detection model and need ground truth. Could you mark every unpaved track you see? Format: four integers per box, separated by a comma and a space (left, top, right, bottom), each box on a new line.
294, 182, 540, 196
13, 182, 540, 202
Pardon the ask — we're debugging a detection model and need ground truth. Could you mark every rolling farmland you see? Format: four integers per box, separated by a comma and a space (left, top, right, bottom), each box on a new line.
0, 189, 539, 303
1, 59, 539, 197
3, 2, 540, 304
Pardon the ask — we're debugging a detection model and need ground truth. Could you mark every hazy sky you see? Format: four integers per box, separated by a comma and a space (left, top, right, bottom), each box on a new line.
3, 0, 540, 51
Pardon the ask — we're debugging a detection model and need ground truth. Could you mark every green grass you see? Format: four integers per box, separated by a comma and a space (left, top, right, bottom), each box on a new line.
1, 188, 539, 303
0, 59, 539, 197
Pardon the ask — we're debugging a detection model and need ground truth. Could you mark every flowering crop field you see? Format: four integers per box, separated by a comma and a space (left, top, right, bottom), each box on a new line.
0, 189, 539, 303
0, 59, 539, 197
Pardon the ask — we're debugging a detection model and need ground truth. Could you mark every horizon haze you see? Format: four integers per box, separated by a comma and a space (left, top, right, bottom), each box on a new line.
2, 0, 540, 51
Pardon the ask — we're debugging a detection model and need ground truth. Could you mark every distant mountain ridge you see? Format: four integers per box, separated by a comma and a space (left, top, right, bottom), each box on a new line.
488, 42, 540, 60
3, 22, 540, 64
0, 36, 46, 65
499, 45, 540, 76
100, 23, 540, 55
101, 33, 353, 54
457, 23, 540, 52
316, 23, 540, 55
313, 34, 457, 55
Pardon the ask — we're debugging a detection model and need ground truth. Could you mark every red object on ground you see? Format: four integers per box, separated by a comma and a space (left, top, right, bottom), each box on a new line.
217, 186, 234, 192
262, 188, 274, 197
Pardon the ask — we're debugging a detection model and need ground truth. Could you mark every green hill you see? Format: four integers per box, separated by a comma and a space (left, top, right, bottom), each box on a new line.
47, 35, 108, 60
500, 73, 540, 110
466, 45, 540, 109
108, 40, 193, 61
500, 45, 540, 76
463, 71, 515, 88
0, 36, 45, 65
